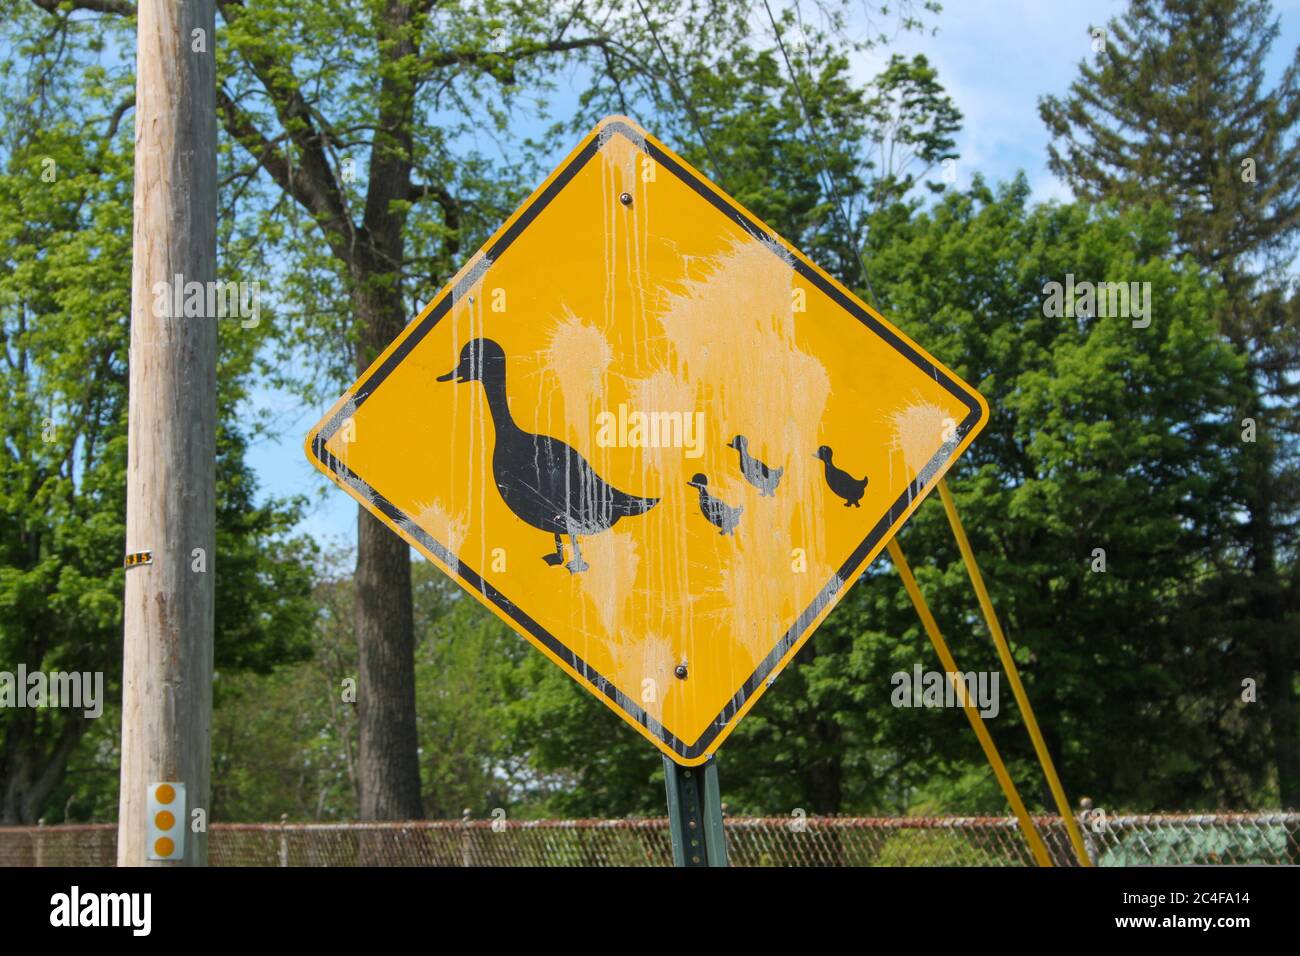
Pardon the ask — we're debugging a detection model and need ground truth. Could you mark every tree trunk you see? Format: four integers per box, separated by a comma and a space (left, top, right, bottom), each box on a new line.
352, 289, 423, 823
805, 730, 844, 815
806, 709, 844, 865
803, 635, 844, 817
1, 716, 86, 824
355, 507, 422, 820
1243, 406, 1300, 814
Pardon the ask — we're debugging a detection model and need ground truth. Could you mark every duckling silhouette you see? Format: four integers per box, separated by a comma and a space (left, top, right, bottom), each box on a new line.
814, 445, 868, 507
726, 435, 783, 497
438, 338, 659, 573
686, 473, 743, 535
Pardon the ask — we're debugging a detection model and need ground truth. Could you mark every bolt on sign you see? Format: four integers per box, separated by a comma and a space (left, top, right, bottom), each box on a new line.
306, 116, 988, 766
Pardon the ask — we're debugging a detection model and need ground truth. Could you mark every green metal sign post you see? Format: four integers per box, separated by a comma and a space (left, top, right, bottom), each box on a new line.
663, 755, 729, 867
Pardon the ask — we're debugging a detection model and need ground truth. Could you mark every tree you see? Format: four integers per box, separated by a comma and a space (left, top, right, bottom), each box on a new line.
208, 557, 559, 822
13, 0, 940, 822
863, 53, 962, 209
825, 178, 1254, 812
501, 179, 1259, 817
583, 13, 958, 294
1039, 0, 1300, 808
204, 0, 939, 820
209, 0, 851, 822
0, 2, 316, 824
209, 553, 359, 823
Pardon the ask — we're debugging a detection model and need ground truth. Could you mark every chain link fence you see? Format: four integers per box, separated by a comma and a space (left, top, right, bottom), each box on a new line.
2, 813, 1295, 866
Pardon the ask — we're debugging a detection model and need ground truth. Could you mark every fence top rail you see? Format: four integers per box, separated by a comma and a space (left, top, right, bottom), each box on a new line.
2, 811, 1296, 836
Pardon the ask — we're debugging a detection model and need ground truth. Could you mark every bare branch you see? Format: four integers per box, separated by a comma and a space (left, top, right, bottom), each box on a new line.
215, 0, 357, 260
216, 85, 357, 262
105, 95, 134, 139
422, 34, 618, 80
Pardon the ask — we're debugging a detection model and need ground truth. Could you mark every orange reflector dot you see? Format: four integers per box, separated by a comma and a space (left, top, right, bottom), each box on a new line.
154, 837, 175, 857
155, 811, 175, 830
155, 784, 175, 804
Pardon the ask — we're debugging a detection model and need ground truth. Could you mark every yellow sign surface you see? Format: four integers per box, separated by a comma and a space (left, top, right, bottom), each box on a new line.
306, 116, 988, 765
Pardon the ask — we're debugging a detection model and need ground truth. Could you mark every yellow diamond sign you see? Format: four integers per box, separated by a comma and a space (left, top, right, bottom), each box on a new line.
306, 116, 988, 765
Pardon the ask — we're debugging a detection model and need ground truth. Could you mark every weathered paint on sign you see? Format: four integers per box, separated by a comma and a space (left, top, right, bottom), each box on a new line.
306, 116, 988, 765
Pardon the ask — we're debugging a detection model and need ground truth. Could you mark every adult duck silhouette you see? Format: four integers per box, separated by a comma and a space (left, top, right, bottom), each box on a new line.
686, 474, 743, 536
437, 338, 659, 573
814, 445, 868, 507
726, 434, 783, 497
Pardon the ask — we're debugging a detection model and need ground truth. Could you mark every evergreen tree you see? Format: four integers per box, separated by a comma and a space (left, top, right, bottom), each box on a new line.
1040, 0, 1300, 808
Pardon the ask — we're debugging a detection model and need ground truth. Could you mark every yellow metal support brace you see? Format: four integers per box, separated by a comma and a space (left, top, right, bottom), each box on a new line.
936, 478, 1093, 867
886, 537, 1054, 867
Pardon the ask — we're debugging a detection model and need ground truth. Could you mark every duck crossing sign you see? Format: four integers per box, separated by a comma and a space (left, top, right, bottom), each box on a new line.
306, 116, 989, 765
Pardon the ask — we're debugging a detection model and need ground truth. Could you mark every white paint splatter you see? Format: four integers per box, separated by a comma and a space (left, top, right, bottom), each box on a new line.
889, 400, 950, 480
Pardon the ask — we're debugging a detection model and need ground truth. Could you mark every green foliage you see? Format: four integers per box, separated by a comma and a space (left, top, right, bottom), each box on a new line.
208, 557, 621, 821
500, 653, 664, 818
210, 561, 358, 822
583, 31, 959, 287
166, 183, 1270, 823
0, 4, 316, 823
726, 180, 1255, 814
3, 0, 1289, 829
412, 564, 533, 818
1040, 0, 1300, 808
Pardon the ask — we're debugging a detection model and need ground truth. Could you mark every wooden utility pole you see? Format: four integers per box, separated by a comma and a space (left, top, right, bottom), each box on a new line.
117, 0, 218, 866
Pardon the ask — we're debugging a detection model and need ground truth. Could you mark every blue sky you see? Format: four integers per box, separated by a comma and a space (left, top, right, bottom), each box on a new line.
245, 0, 1300, 550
